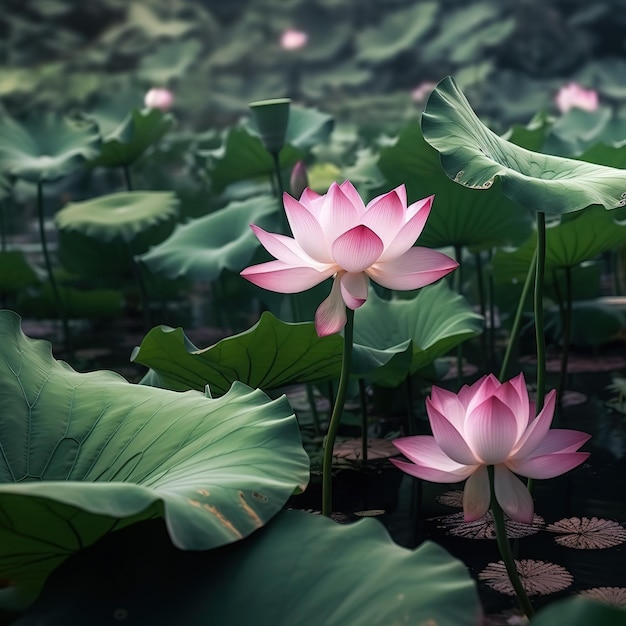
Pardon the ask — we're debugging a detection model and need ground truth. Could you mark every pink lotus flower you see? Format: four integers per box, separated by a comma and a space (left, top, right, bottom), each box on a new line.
240, 181, 458, 336
391, 373, 590, 523
555, 82, 598, 113
144, 88, 174, 112
280, 28, 308, 51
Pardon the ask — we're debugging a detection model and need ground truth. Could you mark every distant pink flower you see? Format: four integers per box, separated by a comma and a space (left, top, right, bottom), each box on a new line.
391, 373, 591, 523
144, 88, 174, 112
280, 29, 308, 50
240, 181, 458, 337
555, 83, 598, 113
411, 81, 438, 103
290, 160, 309, 198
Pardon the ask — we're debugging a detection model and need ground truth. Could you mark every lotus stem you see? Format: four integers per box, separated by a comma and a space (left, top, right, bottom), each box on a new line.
127, 245, 151, 330
474, 251, 488, 370
499, 249, 537, 381
122, 165, 133, 191
36, 181, 70, 351
322, 308, 354, 516
359, 378, 368, 463
488, 466, 535, 619
557, 265, 573, 411
534, 212, 547, 414
271, 151, 290, 235
454, 244, 464, 388
488, 250, 497, 368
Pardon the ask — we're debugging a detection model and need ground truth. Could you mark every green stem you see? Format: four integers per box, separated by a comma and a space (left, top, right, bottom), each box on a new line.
122, 165, 133, 191
359, 378, 368, 464
37, 181, 70, 351
127, 243, 151, 330
488, 249, 496, 368
322, 308, 354, 517
454, 244, 463, 388
271, 151, 289, 235
534, 212, 547, 414
499, 249, 537, 381
488, 466, 535, 619
557, 266, 573, 411
475, 251, 488, 370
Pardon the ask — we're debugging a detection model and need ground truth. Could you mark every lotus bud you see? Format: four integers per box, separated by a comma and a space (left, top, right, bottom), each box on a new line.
290, 161, 309, 198
555, 83, 598, 114
144, 88, 174, 112
249, 98, 291, 155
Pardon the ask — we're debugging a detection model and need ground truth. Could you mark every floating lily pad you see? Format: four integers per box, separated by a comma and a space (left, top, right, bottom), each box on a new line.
421, 76, 626, 215
0, 310, 308, 610
0, 113, 101, 183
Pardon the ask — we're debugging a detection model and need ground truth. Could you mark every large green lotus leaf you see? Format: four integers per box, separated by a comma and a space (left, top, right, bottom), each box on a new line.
15, 510, 481, 626
0, 310, 309, 609
378, 122, 532, 251
531, 597, 626, 626
421, 76, 626, 215
0, 113, 101, 183
355, 2, 438, 63
493, 205, 626, 284
0, 251, 40, 292
352, 282, 483, 386
204, 105, 333, 193
137, 194, 276, 282
131, 311, 344, 396
55, 191, 179, 244
89, 108, 174, 168
542, 107, 613, 157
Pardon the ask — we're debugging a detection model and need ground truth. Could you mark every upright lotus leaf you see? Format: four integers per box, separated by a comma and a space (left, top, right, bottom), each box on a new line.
138, 194, 277, 282
203, 105, 333, 193
352, 282, 483, 386
0, 310, 309, 609
16, 511, 481, 626
132, 312, 344, 395
493, 205, 626, 283
0, 113, 101, 183
378, 122, 532, 252
355, 2, 438, 63
0, 251, 40, 292
421, 76, 626, 215
55, 191, 179, 279
88, 107, 174, 168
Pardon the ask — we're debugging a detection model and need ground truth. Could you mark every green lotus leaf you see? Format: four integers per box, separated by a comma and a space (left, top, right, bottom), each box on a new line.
204, 105, 333, 193
138, 39, 203, 84
56, 191, 179, 280
352, 282, 483, 386
493, 205, 626, 283
0, 251, 40, 292
16, 510, 481, 626
138, 194, 276, 282
421, 76, 626, 215
530, 597, 626, 626
0, 113, 101, 183
132, 311, 344, 395
0, 310, 309, 609
542, 107, 613, 157
378, 122, 532, 251
355, 2, 438, 63
55, 191, 179, 244
89, 107, 174, 168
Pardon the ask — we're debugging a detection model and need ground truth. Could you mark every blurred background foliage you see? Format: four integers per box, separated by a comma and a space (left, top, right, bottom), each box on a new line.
3, 0, 626, 132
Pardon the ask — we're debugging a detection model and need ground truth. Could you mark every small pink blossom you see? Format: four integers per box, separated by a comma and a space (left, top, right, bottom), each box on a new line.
411, 81, 438, 103
280, 29, 308, 51
555, 83, 598, 113
290, 161, 309, 198
241, 181, 458, 337
391, 373, 590, 523
144, 88, 174, 112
